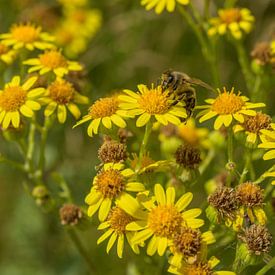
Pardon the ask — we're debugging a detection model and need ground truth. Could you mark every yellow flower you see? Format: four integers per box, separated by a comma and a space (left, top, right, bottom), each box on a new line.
85, 163, 145, 221
234, 112, 274, 144
41, 78, 88, 123
74, 95, 129, 137
197, 87, 265, 130
119, 85, 187, 127
0, 42, 17, 64
0, 23, 54, 51
58, 0, 87, 8
262, 168, 275, 186
208, 8, 254, 39
168, 256, 236, 275
258, 127, 275, 160
117, 184, 204, 256
23, 49, 82, 77
97, 207, 140, 258
141, 0, 189, 14
169, 227, 215, 269
0, 76, 44, 129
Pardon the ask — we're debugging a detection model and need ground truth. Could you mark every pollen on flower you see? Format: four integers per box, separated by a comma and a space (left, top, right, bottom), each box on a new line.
11, 23, 40, 43
173, 227, 202, 257
181, 262, 213, 275
108, 207, 134, 234
0, 86, 27, 111
148, 205, 183, 237
220, 8, 242, 24
89, 97, 119, 119
212, 88, 245, 114
236, 182, 263, 207
40, 50, 68, 69
138, 87, 170, 114
48, 80, 75, 104
242, 112, 272, 133
95, 168, 125, 198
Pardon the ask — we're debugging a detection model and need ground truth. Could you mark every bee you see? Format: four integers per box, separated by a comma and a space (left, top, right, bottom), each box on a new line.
160, 69, 215, 120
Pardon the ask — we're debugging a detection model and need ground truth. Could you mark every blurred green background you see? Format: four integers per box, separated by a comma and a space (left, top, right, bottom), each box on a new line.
0, 0, 275, 274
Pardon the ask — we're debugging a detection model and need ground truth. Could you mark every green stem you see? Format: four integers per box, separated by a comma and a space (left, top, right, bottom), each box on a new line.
233, 39, 254, 92
199, 149, 215, 174
0, 155, 25, 171
67, 229, 97, 274
251, 74, 262, 102
256, 256, 275, 275
25, 121, 36, 174
138, 121, 152, 165
240, 147, 252, 183
227, 127, 234, 163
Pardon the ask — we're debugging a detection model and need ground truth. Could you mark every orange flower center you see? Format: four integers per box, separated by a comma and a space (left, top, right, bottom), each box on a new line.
138, 86, 170, 114
89, 97, 119, 119
0, 86, 27, 111
212, 90, 245, 114
181, 262, 213, 275
48, 80, 75, 104
95, 168, 125, 199
236, 182, 263, 207
11, 24, 40, 43
220, 8, 242, 24
0, 43, 9, 55
39, 51, 68, 69
148, 205, 183, 237
108, 207, 134, 234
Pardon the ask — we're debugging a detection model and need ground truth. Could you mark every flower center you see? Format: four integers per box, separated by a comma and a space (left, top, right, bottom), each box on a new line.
212, 90, 245, 114
220, 8, 242, 24
48, 80, 75, 104
173, 227, 202, 257
148, 205, 183, 238
0, 43, 9, 55
181, 262, 213, 275
138, 86, 170, 114
0, 86, 27, 111
108, 207, 134, 234
89, 97, 119, 119
242, 112, 272, 133
72, 10, 87, 23
11, 24, 40, 43
39, 50, 68, 69
95, 168, 125, 199
236, 182, 263, 207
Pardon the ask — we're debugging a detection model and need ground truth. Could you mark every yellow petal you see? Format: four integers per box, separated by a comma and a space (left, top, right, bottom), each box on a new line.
175, 192, 193, 211
57, 104, 67, 123
136, 113, 151, 127
154, 184, 166, 205
106, 232, 117, 253
166, 187, 175, 205
98, 198, 112, 221
157, 237, 168, 256
147, 235, 158, 256
117, 234, 124, 258
102, 116, 112, 129
97, 229, 114, 244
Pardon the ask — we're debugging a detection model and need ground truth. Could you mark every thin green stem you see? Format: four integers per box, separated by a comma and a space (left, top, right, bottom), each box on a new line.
251, 74, 262, 101
256, 256, 275, 275
240, 147, 252, 183
199, 149, 215, 174
25, 121, 36, 174
227, 127, 234, 163
67, 229, 97, 274
0, 155, 25, 171
138, 121, 152, 168
233, 39, 254, 92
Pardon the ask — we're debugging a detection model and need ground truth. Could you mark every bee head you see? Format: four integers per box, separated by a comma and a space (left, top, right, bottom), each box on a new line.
161, 69, 174, 90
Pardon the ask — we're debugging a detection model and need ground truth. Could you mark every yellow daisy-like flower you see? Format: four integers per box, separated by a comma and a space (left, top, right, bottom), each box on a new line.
0, 23, 54, 51
168, 256, 235, 275
169, 227, 215, 269
258, 127, 275, 160
23, 49, 82, 77
0, 76, 44, 129
119, 84, 187, 127
141, 0, 189, 14
208, 8, 255, 40
117, 184, 204, 256
74, 95, 129, 137
197, 87, 265, 130
234, 112, 274, 144
85, 163, 145, 221
41, 78, 88, 123
97, 206, 140, 258
0, 42, 17, 64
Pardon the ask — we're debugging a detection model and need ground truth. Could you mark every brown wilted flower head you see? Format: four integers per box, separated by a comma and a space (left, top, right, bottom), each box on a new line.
240, 224, 272, 255
242, 112, 272, 133
59, 204, 83, 226
172, 227, 202, 258
98, 136, 127, 163
236, 182, 264, 207
251, 42, 271, 66
208, 186, 238, 220
175, 144, 201, 169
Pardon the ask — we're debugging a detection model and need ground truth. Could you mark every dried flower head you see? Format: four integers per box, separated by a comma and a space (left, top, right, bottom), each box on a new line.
208, 187, 238, 220
175, 144, 201, 169
59, 204, 83, 226
251, 42, 272, 65
240, 224, 272, 255
98, 137, 127, 163
236, 182, 263, 207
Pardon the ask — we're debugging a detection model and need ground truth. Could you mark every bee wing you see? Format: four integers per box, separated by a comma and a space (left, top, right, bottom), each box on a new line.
189, 78, 216, 92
